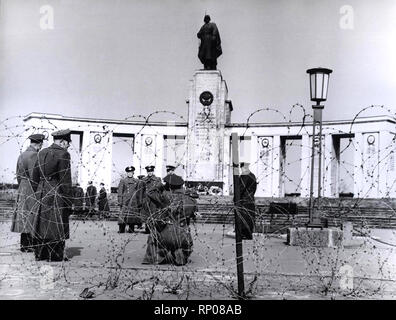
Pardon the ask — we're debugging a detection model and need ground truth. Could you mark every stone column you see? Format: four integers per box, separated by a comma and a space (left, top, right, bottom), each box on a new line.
378, 131, 393, 197
80, 130, 91, 188
353, 132, 364, 198
300, 134, 311, 198
155, 134, 164, 178
384, 132, 396, 198
222, 134, 231, 196
98, 131, 112, 190
140, 134, 157, 174
250, 133, 258, 176
271, 135, 281, 197
186, 70, 228, 186
323, 134, 333, 197
256, 136, 274, 197
134, 133, 142, 175
362, 132, 379, 198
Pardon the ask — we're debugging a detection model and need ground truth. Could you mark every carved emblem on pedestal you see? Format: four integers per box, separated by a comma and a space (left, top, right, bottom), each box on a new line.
199, 91, 214, 106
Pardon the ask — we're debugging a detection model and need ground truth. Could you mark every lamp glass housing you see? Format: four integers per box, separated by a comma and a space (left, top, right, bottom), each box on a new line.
307, 68, 333, 103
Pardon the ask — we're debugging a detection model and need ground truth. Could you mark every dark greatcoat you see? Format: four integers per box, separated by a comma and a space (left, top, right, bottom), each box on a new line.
141, 175, 162, 222
11, 146, 40, 234
31, 144, 72, 240
85, 185, 97, 209
183, 193, 198, 225
197, 21, 222, 68
73, 186, 85, 212
142, 188, 193, 265
144, 175, 162, 191
235, 172, 257, 239
117, 177, 145, 225
98, 187, 110, 212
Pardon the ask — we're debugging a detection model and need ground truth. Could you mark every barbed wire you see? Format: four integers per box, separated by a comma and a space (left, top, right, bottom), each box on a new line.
0, 104, 395, 299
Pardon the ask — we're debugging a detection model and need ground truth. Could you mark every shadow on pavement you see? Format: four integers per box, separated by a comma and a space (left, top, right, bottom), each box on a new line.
66, 247, 84, 258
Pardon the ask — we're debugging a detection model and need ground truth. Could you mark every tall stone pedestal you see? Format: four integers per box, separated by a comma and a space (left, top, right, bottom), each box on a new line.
186, 70, 232, 188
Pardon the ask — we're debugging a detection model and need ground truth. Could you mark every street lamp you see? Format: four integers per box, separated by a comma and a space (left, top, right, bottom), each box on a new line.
306, 67, 333, 227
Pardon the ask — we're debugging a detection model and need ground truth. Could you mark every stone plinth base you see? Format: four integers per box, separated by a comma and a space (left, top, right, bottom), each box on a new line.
287, 227, 343, 247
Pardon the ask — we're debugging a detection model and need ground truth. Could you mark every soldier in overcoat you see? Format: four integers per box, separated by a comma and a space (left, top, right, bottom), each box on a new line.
183, 190, 199, 226
163, 165, 176, 197
73, 183, 85, 215
142, 174, 193, 266
141, 165, 162, 233
11, 134, 44, 252
31, 130, 73, 261
234, 162, 257, 240
117, 166, 145, 233
85, 181, 97, 216
98, 182, 110, 219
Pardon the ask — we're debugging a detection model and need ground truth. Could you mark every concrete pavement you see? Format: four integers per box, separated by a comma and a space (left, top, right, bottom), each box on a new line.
1, 220, 396, 299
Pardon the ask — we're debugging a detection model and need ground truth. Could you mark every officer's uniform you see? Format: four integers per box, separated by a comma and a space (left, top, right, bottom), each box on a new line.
142, 174, 193, 266
98, 184, 110, 218
183, 190, 199, 226
31, 130, 72, 261
11, 134, 44, 252
143, 166, 162, 191
141, 166, 162, 233
163, 165, 176, 196
85, 182, 97, 216
117, 166, 145, 233
73, 184, 85, 214
235, 162, 257, 240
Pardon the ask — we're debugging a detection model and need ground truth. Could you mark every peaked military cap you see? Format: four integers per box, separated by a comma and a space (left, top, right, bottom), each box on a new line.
239, 162, 250, 168
125, 166, 135, 172
145, 165, 155, 172
166, 165, 176, 172
163, 174, 184, 187
52, 129, 72, 142
28, 133, 45, 143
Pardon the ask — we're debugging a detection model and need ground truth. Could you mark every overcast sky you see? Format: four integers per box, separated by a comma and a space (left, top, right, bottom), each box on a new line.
1, 0, 396, 182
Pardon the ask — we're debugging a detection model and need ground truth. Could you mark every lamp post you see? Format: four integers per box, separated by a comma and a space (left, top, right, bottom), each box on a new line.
306, 67, 333, 228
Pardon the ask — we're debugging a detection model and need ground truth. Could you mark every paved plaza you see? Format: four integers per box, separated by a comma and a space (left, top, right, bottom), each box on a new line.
1, 220, 396, 300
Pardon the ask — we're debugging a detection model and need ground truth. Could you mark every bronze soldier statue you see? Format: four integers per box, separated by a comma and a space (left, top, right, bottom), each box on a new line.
31, 129, 73, 261
234, 162, 257, 240
142, 174, 193, 266
11, 134, 44, 252
197, 15, 222, 70
117, 166, 145, 233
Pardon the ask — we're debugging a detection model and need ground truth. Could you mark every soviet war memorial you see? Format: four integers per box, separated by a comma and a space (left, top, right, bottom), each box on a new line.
1, 0, 396, 309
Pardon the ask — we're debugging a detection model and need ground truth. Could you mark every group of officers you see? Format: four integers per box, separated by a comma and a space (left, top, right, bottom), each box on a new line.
11, 128, 257, 265
11, 129, 202, 265
72, 181, 110, 217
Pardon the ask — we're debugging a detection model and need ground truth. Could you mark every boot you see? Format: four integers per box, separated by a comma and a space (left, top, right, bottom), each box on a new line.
48, 240, 66, 262
118, 224, 126, 233
35, 239, 49, 261
173, 249, 187, 266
